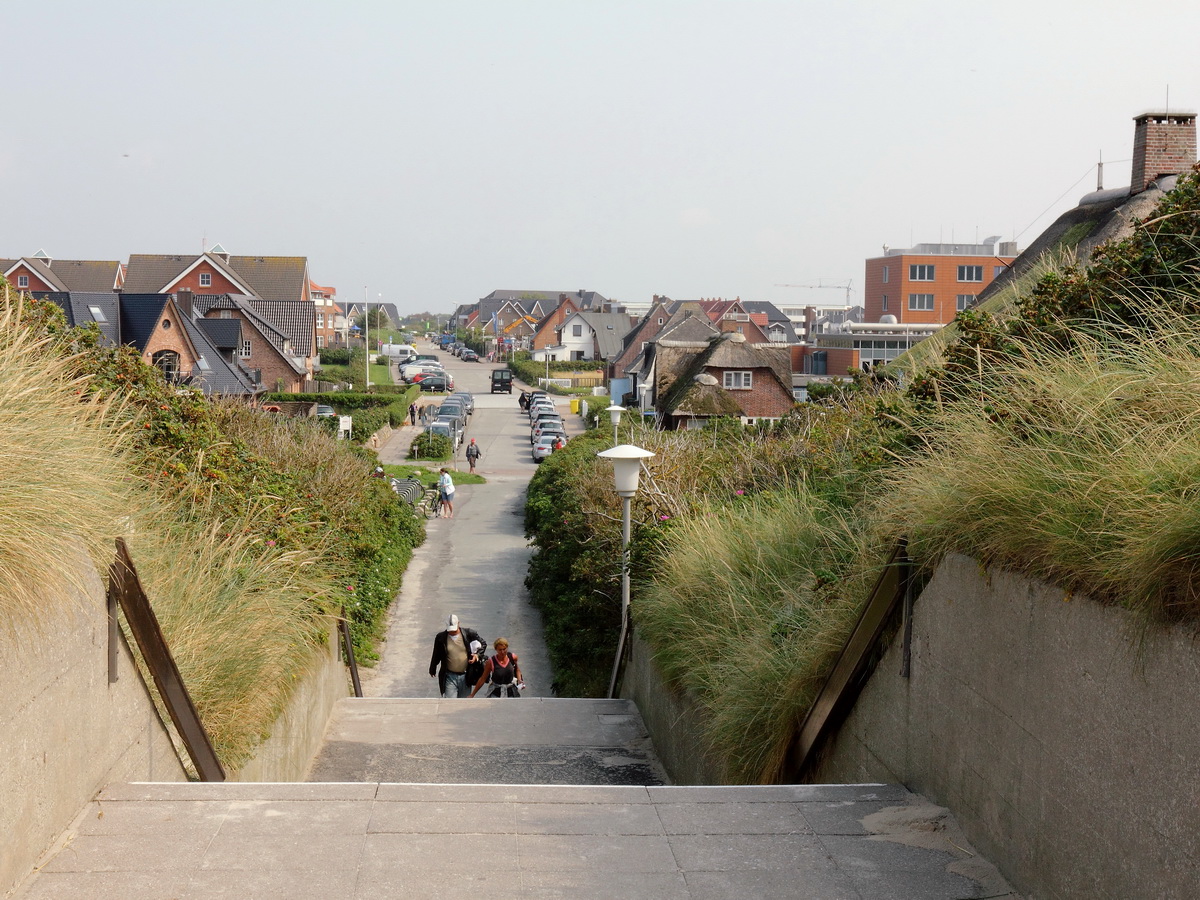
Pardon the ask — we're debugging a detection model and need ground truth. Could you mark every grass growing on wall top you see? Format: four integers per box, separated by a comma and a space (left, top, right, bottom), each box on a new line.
0, 293, 136, 621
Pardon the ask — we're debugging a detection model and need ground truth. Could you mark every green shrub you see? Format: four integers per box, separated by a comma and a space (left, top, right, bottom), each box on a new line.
319, 348, 351, 365
409, 432, 452, 460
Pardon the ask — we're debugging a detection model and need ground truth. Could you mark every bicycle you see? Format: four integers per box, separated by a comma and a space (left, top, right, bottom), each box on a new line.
420, 487, 443, 519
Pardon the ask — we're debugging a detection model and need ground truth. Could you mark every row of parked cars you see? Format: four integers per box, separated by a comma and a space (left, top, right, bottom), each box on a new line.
525, 390, 568, 462
399, 355, 455, 393
442, 341, 479, 362
424, 390, 475, 449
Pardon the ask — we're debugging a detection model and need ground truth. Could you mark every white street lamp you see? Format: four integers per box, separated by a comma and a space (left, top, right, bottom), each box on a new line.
605, 404, 625, 447
597, 443, 655, 698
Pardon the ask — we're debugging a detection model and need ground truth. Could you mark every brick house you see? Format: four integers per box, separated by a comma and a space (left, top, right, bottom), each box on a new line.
309, 279, 339, 348
191, 294, 309, 393
654, 332, 794, 429
2, 250, 124, 292
124, 249, 317, 386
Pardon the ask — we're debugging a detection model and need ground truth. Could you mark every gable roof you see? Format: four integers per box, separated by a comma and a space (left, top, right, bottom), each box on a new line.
4, 257, 124, 292
123, 253, 310, 302
574, 311, 636, 358
193, 293, 307, 375
249, 299, 315, 358
657, 334, 792, 418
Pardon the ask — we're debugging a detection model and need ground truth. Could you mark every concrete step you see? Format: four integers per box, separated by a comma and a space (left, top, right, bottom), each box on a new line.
15, 782, 1018, 899
308, 697, 670, 785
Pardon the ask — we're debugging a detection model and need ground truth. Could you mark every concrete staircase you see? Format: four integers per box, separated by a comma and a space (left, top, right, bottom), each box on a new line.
14, 699, 1019, 899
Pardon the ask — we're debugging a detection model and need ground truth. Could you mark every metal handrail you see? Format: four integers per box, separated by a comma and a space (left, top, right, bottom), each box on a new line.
782, 539, 912, 783
107, 538, 226, 782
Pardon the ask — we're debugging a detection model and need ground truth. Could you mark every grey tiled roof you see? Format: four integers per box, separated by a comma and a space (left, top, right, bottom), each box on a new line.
576, 312, 637, 359
40, 292, 121, 345
180, 317, 261, 396
118, 294, 172, 350
124, 255, 212, 293
193, 294, 307, 375
4, 258, 69, 290
196, 317, 242, 350
250, 299, 315, 358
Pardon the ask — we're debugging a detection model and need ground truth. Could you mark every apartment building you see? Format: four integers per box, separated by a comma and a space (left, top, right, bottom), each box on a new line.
863, 240, 1018, 324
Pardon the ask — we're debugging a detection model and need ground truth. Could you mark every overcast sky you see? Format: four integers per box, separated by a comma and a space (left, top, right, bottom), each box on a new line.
3, 1, 1197, 314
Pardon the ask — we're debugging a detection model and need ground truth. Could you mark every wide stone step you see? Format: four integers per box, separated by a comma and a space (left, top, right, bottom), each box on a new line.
15, 782, 1017, 899
308, 697, 669, 785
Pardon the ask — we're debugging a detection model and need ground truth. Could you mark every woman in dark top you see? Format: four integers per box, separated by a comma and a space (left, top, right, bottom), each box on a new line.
469, 637, 524, 698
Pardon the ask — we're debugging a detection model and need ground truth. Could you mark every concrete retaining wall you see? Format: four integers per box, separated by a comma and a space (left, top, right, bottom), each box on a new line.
232, 626, 350, 783
0, 551, 187, 896
813, 553, 1200, 899
620, 630, 723, 785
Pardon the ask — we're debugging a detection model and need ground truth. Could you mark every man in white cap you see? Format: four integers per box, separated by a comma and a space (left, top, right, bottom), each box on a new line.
428, 614, 484, 698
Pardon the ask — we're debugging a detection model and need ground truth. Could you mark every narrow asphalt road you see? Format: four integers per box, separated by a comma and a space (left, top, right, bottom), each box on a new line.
362, 346, 575, 700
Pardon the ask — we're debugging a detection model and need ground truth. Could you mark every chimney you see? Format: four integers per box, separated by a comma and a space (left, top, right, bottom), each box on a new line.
176, 288, 194, 318
1131, 111, 1197, 194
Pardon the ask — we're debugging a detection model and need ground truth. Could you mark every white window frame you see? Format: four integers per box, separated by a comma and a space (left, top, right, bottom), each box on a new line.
316, 313, 325, 328
956, 294, 976, 311
199, 272, 212, 287
17, 275, 28, 288
909, 264, 935, 281
316, 335, 325, 348
881, 265, 889, 283
239, 340, 252, 359
957, 265, 983, 282
723, 370, 753, 390
572, 323, 582, 337
994, 265, 1007, 278
908, 294, 934, 311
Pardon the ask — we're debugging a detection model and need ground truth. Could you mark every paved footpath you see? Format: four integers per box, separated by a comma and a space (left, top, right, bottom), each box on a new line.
13, 348, 1022, 899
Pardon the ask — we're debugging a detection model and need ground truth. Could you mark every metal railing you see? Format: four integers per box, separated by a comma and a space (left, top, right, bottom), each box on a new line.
107, 538, 226, 782
782, 540, 913, 783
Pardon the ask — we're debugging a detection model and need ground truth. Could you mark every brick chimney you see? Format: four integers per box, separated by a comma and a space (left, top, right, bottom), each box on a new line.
1131, 111, 1197, 194
176, 288, 194, 318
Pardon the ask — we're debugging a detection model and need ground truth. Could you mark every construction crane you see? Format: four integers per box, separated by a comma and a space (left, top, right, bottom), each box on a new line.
775, 280, 854, 305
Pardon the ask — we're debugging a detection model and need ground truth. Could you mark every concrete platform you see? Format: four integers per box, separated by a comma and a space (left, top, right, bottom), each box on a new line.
308, 698, 669, 785
14, 782, 1018, 899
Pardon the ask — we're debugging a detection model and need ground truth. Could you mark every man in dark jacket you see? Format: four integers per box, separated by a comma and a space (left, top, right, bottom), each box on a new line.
429, 614, 484, 698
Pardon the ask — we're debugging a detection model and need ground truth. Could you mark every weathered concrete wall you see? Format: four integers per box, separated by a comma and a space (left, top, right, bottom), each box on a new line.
814, 553, 1200, 899
0, 552, 187, 896
233, 626, 350, 783
620, 630, 722, 785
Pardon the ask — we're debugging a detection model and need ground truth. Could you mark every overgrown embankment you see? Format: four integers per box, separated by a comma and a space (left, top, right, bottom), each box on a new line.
526, 163, 1200, 783
1, 290, 422, 769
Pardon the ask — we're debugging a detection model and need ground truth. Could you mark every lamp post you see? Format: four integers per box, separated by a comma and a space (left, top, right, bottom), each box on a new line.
605, 404, 625, 446
597, 443, 655, 699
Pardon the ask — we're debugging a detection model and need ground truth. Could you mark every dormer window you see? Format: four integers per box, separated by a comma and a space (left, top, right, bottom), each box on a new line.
199, 272, 212, 287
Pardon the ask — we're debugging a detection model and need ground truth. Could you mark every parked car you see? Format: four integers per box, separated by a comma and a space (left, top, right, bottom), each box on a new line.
534, 420, 567, 440
315, 404, 336, 417
402, 363, 444, 383
532, 434, 557, 462
419, 374, 454, 392
531, 418, 565, 443
528, 401, 556, 420
436, 401, 468, 430
491, 368, 513, 394
432, 415, 463, 448
460, 349, 479, 362
530, 410, 562, 431
449, 391, 475, 414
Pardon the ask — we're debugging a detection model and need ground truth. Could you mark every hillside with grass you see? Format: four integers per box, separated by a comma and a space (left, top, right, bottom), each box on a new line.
525, 163, 1200, 783
0, 289, 422, 770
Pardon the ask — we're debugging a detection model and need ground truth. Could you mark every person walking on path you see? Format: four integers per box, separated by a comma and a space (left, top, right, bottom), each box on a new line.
409, 402, 418, 426
438, 467, 455, 518
429, 614, 484, 699
469, 637, 524, 698
465, 438, 481, 473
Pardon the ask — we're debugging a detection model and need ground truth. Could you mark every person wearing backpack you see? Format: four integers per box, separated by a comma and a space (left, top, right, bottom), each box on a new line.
465, 438, 482, 473
469, 637, 524, 698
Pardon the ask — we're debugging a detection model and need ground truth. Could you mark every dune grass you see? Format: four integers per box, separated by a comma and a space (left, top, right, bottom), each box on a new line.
0, 294, 136, 622
881, 310, 1200, 622
636, 492, 877, 783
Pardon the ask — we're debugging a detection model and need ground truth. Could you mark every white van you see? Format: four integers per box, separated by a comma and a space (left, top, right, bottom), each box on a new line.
380, 343, 417, 359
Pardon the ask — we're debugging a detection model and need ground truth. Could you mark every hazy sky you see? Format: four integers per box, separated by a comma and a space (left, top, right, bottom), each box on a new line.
3, 1, 1197, 314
